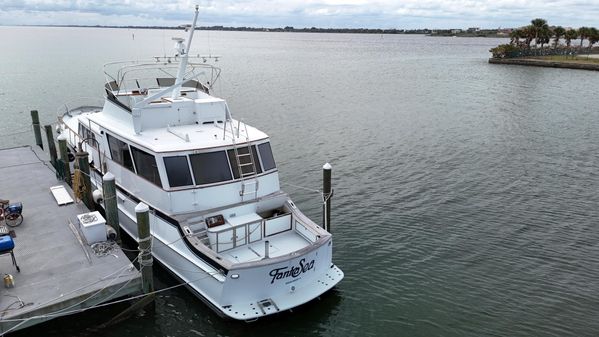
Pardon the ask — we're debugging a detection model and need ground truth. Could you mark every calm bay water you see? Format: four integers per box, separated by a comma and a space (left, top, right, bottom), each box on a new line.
1, 27, 599, 337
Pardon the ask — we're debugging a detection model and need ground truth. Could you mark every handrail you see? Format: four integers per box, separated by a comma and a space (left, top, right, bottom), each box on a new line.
56, 98, 103, 118
59, 108, 106, 175
214, 219, 263, 253
211, 211, 322, 254
103, 59, 221, 95
289, 208, 324, 239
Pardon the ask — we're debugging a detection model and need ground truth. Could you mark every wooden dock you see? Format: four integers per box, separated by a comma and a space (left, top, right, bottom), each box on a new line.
0, 146, 142, 334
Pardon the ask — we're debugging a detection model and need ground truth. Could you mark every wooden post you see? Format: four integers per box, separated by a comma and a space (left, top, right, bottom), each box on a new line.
103, 172, 122, 245
57, 134, 71, 186
94, 202, 155, 324
76, 149, 95, 211
322, 163, 332, 232
31, 110, 43, 149
44, 125, 58, 168
135, 202, 154, 295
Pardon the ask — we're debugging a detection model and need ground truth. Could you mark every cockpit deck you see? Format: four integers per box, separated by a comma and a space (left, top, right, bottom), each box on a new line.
182, 200, 327, 267
222, 230, 311, 264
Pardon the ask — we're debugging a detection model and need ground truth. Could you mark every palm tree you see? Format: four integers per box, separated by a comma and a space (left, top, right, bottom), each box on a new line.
509, 29, 520, 45
523, 25, 536, 47
531, 18, 548, 47
552, 26, 565, 47
564, 29, 578, 47
588, 27, 599, 49
579, 27, 590, 47
510, 29, 526, 45
538, 27, 552, 48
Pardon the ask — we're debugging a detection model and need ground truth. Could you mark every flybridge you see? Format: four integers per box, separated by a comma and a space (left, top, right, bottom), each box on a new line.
102, 72, 228, 134
101, 6, 224, 134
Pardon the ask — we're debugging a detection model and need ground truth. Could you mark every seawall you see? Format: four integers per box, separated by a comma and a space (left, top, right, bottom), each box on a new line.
488, 58, 599, 71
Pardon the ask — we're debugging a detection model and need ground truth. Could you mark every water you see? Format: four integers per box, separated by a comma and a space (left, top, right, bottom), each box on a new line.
2, 27, 599, 336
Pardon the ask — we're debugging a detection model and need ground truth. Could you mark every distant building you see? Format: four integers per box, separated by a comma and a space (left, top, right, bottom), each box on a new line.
467, 27, 480, 32
450, 29, 462, 34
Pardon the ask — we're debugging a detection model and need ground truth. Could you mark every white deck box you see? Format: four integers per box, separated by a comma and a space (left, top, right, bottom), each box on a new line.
77, 211, 107, 244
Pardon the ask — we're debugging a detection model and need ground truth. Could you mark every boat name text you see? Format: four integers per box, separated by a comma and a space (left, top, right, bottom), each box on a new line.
269, 258, 314, 284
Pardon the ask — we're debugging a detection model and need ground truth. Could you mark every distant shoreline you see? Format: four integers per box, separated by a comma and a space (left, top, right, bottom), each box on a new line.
2, 24, 508, 36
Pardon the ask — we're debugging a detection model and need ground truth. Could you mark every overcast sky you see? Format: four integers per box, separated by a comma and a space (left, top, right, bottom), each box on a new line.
0, 0, 598, 29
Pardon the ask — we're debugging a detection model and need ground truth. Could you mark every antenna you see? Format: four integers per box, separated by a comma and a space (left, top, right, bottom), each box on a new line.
170, 5, 200, 100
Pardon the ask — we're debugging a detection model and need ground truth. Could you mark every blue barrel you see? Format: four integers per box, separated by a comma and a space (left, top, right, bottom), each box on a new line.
0, 236, 15, 252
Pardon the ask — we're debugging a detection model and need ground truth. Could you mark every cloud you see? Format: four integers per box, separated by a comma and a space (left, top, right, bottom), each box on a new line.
0, 0, 598, 28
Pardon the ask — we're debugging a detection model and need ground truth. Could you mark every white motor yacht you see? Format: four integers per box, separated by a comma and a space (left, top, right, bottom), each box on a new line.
58, 7, 343, 320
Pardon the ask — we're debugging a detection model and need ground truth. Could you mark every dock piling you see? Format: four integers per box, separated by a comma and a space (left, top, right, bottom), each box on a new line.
30, 110, 43, 149
103, 172, 122, 245
75, 149, 94, 210
57, 134, 72, 186
135, 202, 154, 295
323, 163, 332, 232
92, 200, 156, 328
44, 125, 58, 168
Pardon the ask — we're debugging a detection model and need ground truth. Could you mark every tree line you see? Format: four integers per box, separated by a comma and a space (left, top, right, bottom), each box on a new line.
491, 18, 599, 58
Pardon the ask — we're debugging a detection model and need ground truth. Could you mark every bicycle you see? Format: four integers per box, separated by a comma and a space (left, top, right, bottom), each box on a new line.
0, 200, 23, 227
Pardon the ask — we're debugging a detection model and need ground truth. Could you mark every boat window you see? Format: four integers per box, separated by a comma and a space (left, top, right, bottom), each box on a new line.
130, 146, 162, 187
157, 78, 175, 87
106, 133, 134, 171
227, 146, 262, 179
78, 123, 96, 148
251, 146, 263, 174
258, 142, 276, 171
105, 89, 132, 112
189, 151, 232, 185
164, 156, 193, 187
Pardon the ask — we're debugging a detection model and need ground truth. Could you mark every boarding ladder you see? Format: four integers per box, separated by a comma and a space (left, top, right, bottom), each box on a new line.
223, 105, 259, 200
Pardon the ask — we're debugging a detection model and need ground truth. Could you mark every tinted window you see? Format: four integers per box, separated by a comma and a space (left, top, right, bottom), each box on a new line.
131, 146, 162, 187
106, 133, 134, 171
78, 123, 96, 148
227, 146, 262, 179
190, 151, 232, 184
258, 142, 276, 171
252, 146, 263, 175
164, 156, 193, 187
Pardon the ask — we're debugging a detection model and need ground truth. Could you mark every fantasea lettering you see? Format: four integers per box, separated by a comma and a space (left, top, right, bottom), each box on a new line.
269, 259, 315, 284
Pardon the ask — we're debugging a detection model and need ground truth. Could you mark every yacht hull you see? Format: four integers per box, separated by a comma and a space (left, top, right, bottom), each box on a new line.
114, 188, 344, 320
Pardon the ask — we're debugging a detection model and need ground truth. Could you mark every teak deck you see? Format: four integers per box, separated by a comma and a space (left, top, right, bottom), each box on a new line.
0, 146, 141, 334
